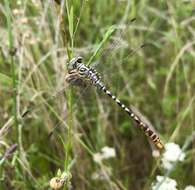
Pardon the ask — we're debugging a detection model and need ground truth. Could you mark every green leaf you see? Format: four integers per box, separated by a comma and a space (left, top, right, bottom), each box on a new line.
87, 25, 116, 66
57, 169, 62, 177
69, 6, 74, 39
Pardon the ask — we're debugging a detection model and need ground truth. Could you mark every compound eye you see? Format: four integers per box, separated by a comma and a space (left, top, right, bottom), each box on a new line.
68, 57, 78, 70
77, 56, 83, 63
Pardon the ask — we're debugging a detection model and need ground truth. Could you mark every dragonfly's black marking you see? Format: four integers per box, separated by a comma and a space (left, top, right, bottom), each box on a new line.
66, 56, 164, 150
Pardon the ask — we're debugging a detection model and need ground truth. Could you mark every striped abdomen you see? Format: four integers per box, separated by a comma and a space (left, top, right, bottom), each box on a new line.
67, 57, 164, 151
99, 86, 164, 150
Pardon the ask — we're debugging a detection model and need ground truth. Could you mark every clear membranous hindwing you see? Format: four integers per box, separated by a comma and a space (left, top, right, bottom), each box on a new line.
66, 56, 164, 151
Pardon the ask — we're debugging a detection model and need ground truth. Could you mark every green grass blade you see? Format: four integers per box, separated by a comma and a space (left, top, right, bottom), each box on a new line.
87, 25, 116, 66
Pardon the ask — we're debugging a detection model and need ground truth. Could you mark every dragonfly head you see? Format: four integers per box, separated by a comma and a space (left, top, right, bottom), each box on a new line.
67, 56, 83, 71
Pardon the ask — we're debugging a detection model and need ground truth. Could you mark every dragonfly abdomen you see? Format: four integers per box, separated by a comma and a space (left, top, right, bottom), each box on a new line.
67, 57, 164, 151
99, 86, 164, 150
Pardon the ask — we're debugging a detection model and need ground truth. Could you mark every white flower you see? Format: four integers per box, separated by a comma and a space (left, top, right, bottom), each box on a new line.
93, 146, 116, 163
162, 142, 185, 170
185, 185, 195, 190
101, 146, 116, 159
93, 153, 103, 163
152, 150, 160, 158
152, 176, 178, 190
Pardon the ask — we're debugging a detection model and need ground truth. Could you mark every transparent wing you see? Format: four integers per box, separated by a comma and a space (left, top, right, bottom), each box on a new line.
21, 71, 92, 136
64, 18, 163, 151
21, 17, 158, 143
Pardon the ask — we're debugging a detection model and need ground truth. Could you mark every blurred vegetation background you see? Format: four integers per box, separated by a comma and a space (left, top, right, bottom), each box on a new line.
0, 0, 195, 189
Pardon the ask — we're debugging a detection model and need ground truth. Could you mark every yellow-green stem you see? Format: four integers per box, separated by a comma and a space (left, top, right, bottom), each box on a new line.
4, 0, 18, 129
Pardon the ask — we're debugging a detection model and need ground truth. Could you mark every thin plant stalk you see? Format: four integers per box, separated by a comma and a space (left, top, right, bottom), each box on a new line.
4, 0, 18, 129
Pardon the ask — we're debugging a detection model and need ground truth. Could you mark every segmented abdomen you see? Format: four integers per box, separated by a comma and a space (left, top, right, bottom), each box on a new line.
71, 62, 164, 151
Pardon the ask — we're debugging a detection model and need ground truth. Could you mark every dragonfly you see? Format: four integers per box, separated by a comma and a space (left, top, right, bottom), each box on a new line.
65, 56, 164, 151
18, 17, 164, 153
